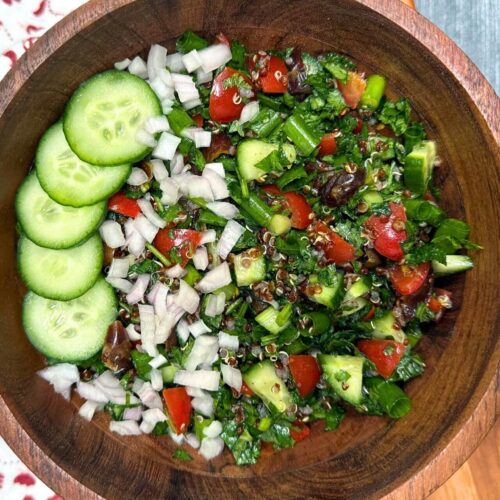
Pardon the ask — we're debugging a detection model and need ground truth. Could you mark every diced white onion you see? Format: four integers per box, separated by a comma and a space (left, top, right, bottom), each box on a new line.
206, 201, 238, 220
217, 220, 245, 259
196, 262, 231, 294
169, 152, 185, 175
204, 294, 219, 318
220, 364, 242, 392
144, 115, 171, 135
193, 246, 209, 270
185, 433, 200, 449
142, 408, 168, 426
149, 76, 173, 101
192, 396, 214, 417
203, 168, 229, 200
194, 130, 211, 148
177, 319, 190, 344
126, 323, 141, 341
151, 159, 169, 181
107, 257, 129, 278
183, 335, 219, 371
204, 162, 225, 178
185, 176, 214, 202
134, 214, 159, 243
157, 68, 173, 87
175, 81, 199, 103
127, 167, 149, 186
153, 132, 181, 161
147, 281, 162, 304
99, 220, 125, 249
176, 280, 200, 314
172, 73, 194, 84
114, 58, 131, 70
153, 282, 169, 319
139, 304, 157, 356
78, 400, 101, 422
198, 44, 232, 72
203, 420, 223, 438
188, 320, 211, 338
183, 98, 202, 110
165, 264, 187, 278
186, 387, 208, 398
150, 368, 163, 391
199, 437, 224, 460
38, 363, 79, 400
124, 219, 146, 257
128, 56, 148, 78
110, 420, 142, 436
196, 68, 213, 84
174, 369, 220, 391
147, 44, 167, 81
200, 229, 216, 245
137, 198, 166, 229
149, 354, 167, 369
135, 128, 157, 148
77, 381, 108, 404
105, 277, 133, 293
170, 432, 185, 444
181, 49, 202, 73
215, 293, 226, 315
160, 178, 180, 205
138, 381, 163, 409
239, 101, 260, 125
126, 273, 150, 304
166, 52, 185, 72
218, 331, 239, 351
161, 99, 174, 115
132, 378, 145, 395
123, 407, 143, 421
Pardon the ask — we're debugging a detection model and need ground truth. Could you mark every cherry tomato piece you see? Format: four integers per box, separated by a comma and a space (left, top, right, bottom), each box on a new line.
357, 339, 405, 379
288, 355, 321, 397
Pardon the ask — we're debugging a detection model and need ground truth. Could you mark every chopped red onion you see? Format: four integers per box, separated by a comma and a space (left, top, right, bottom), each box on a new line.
132, 378, 144, 395
139, 304, 157, 357
138, 198, 166, 229
159, 177, 180, 205
198, 44, 232, 72
150, 368, 163, 391
134, 214, 159, 242
174, 369, 220, 391
191, 396, 214, 417
126, 274, 150, 305
107, 257, 129, 278
196, 262, 231, 293
149, 354, 167, 369
114, 58, 131, 70
99, 220, 125, 249
188, 320, 212, 338
204, 162, 225, 178
206, 202, 238, 219
105, 277, 133, 293
176, 319, 190, 344
128, 56, 148, 78
147, 44, 167, 81
203, 169, 229, 199
193, 246, 209, 271
38, 363, 79, 400
165, 264, 187, 278
123, 407, 143, 421
181, 49, 202, 73
166, 52, 185, 72
153, 132, 181, 161
203, 420, 223, 438
239, 101, 259, 125
199, 437, 224, 460
137, 381, 163, 409
150, 159, 169, 181
196, 68, 213, 84
146, 281, 162, 304
200, 229, 216, 245
144, 116, 171, 135
176, 280, 200, 314
127, 167, 149, 186
217, 220, 245, 259
220, 364, 242, 392
184, 335, 219, 371
218, 331, 239, 351
110, 420, 142, 436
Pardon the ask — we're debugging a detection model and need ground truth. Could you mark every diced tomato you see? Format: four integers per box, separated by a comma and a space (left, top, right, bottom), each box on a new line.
240, 381, 254, 397
363, 305, 376, 321
163, 387, 192, 434
288, 355, 321, 397
357, 339, 405, 379
192, 114, 204, 127
364, 202, 407, 261
310, 220, 357, 265
319, 133, 337, 157
427, 288, 453, 313
290, 421, 311, 442
258, 55, 288, 93
153, 229, 203, 267
337, 71, 366, 109
108, 192, 141, 218
216, 32, 231, 46
388, 262, 430, 296
209, 67, 252, 123
262, 185, 313, 230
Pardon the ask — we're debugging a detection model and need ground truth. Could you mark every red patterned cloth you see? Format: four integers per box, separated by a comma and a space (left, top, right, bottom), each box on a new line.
0, 4, 87, 499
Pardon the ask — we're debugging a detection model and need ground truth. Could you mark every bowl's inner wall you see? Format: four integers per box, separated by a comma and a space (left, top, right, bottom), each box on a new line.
0, 0, 497, 498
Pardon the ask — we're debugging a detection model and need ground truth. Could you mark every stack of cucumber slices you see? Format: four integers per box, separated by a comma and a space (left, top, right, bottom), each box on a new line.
16, 70, 162, 363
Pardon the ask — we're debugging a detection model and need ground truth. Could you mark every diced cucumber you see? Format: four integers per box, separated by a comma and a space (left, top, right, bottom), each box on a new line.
404, 140, 436, 194
36, 122, 131, 207
18, 234, 103, 300
366, 136, 395, 160
237, 139, 296, 181
63, 70, 161, 165
432, 255, 473, 277
362, 190, 383, 207
268, 214, 291, 236
371, 311, 406, 343
16, 172, 106, 249
306, 273, 344, 309
341, 276, 371, 316
255, 306, 289, 334
243, 360, 292, 412
360, 75, 386, 110
22, 277, 117, 362
234, 248, 266, 286
318, 354, 364, 405
161, 365, 179, 383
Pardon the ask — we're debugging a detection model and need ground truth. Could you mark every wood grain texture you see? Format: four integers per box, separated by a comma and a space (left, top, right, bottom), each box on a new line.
0, 0, 498, 499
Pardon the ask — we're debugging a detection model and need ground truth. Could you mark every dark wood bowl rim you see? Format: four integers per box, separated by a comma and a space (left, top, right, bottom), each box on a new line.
0, 0, 498, 498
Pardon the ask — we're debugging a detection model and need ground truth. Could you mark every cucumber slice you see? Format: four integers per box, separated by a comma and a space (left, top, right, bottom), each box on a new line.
341, 276, 371, 316
234, 248, 266, 286
255, 307, 289, 334
371, 311, 406, 343
18, 234, 103, 300
307, 273, 344, 309
23, 277, 117, 362
404, 140, 436, 194
36, 122, 131, 207
15, 173, 105, 249
318, 354, 364, 405
63, 70, 162, 165
243, 360, 292, 412
432, 255, 473, 276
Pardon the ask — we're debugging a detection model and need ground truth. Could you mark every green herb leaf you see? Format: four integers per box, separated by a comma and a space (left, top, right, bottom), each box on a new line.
379, 97, 412, 136
172, 449, 193, 461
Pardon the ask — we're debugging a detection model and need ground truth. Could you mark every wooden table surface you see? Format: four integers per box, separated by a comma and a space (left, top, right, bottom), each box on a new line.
415, 2, 499, 498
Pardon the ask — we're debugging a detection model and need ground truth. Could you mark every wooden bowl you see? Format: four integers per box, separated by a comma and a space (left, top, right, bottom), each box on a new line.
0, 0, 498, 498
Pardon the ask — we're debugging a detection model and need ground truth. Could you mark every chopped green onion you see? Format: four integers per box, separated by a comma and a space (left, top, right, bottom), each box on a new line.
364, 377, 412, 418
145, 242, 171, 267
360, 75, 386, 109
283, 114, 320, 156
167, 107, 195, 135
403, 198, 444, 226
247, 108, 284, 137
175, 31, 209, 53
276, 303, 293, 326
276, 166, 307, 190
